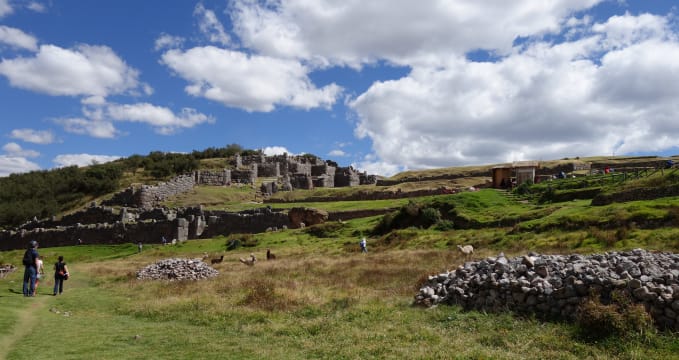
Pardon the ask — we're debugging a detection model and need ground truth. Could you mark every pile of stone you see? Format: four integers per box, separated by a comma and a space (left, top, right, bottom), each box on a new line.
136, 258, 219, 281
414, 249, 679, 330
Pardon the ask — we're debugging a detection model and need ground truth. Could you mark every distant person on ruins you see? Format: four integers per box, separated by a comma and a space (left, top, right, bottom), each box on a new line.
161, 236, 167, 246
359, 237, 368, 253
53, 256, 69, 296
138, 242, 143, 253
22, 240, 39, 297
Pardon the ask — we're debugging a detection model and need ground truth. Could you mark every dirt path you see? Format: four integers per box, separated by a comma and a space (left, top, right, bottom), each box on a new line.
0, 295, 49, 360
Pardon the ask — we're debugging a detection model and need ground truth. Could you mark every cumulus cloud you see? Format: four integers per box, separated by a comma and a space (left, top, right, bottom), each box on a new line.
27, 2, 46, 13
231, 0, 604, 68
56, 118, 118, 139
0, 0, 12, 18
105, 103, 215, 135
10, 128, 55, 144
0, 156, 40, 177
262, 146, 292, 156
57, 102, 215, 137
53, 154, 121, 168
194, 3, 230, 46
327, 149, 346, 157
161, 46, 341, 111
350, 12, 679, 169
0, 26, 38, 51
154, 33, 185, 51
0, 44, 144, 97
3, 142, 39, 157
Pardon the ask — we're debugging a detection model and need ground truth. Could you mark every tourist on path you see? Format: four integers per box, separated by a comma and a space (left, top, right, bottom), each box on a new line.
359, 237, 368, 253
22, 240, 39, 297
53, 256, 70, 296
33, 255, 44, 296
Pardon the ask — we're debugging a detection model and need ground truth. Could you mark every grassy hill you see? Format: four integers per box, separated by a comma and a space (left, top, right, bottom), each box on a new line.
2, 153, 679, 358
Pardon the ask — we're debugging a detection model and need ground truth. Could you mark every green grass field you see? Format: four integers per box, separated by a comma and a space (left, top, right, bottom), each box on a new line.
3, 171, 679, 359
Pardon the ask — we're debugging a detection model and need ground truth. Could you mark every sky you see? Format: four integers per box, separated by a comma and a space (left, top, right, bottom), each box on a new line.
1, 1, 679, 178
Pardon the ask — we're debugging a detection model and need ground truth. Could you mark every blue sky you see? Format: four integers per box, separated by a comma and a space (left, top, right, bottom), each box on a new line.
1, 1, 678, 177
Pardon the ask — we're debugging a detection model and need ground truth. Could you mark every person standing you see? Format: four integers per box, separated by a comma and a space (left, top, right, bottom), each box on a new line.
33, 255, 44, 296
138, 241, 143, 253
359, 237, 368, 253
22, 240, 39, 297
53, 256, 69, 296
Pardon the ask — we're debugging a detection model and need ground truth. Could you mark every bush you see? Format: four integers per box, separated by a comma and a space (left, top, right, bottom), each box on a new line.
575, 290, 655, 341
434, 220, 455, 231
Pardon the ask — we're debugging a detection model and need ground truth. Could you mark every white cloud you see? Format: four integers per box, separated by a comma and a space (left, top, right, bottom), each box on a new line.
56, 118, 118, 139
0, 26, 38, 51
154, 33, 185, 51
194, 3, 230, 46
0, 0, 12, 18
350, 13, 679, 168
327, 149, 345, 157
262, 146, 292, 156
10, 128, 55, 144
0, 156, 40, 177
231, 0, 604, 68
161, 46, 341, 112
352, 157, 403, 178
57, 101, 215, 137
2, 142, 39, 157
0, 44, 144, 97
105, 103, 215, 135
27, 2, 46, 13
53, 154, 121, 168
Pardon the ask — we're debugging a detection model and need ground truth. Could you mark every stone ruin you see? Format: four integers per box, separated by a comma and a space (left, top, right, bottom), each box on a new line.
102, 153, 377, 209
414, 249, 679, 330
136, 258, 219, 281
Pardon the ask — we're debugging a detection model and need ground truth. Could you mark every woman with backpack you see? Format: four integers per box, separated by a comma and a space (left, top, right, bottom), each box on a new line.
53, 256, 70, 296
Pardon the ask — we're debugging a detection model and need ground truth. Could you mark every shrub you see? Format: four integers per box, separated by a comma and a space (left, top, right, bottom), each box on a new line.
575, 290, 655, 341
434, 220, 455, 231
420, 207, 441, 228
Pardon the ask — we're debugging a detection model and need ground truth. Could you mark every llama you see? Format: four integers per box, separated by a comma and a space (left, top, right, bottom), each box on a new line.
210, 255, 224, 264
299, 222, 305, 229
266, 248, 276, 260
239, 254, 257, 266
457, 244, 474, 261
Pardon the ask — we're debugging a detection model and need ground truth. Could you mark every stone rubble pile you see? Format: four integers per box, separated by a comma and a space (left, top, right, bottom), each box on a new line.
414, 249, 679, 330
136, 258, 219, 281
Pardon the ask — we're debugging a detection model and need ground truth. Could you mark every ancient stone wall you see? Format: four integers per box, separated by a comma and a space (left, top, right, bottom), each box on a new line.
231, 167, 257, 184
415, 249, 679, 330
137, 175, 195, 209
334, 166, 360, 187
195, 169, 231, 186
289, 174, 313, 190
258, 163, 280, 177
201, 209, 289, 238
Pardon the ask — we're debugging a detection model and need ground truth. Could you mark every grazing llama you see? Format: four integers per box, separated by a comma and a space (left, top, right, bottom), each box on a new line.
210, 255, 224, 264
239, 254, 257, 266
457, 245, 474, 261
266, 248, 276, 260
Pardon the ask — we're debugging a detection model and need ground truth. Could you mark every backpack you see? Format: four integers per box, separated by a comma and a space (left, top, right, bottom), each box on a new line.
22, 249, 33, 266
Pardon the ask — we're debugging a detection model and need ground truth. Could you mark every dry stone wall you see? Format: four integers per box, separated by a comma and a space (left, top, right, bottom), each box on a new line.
415, 249, 679, 330
195, 169, 231, 186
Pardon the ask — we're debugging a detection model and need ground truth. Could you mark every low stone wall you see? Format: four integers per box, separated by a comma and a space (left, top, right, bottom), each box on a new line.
138, 174, 196, 209
202, 209, 290, 237
414, 249, 679, 330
